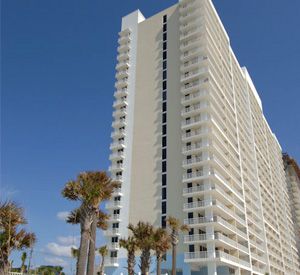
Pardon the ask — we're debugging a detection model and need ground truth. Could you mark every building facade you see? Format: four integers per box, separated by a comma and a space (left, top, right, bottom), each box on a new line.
283, 154, 300, 266
105, 0, 300, 274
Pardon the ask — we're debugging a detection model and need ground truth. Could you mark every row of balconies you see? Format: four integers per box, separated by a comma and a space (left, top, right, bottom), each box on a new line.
184, 250, 251, 269
184, 215, 247, 240
184, 233, 248, 254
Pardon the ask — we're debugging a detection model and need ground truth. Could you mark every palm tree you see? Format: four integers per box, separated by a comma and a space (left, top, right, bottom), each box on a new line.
153, 228, 171, 275
166, 216, 189, 275
119, 236, 138, 275
128, 222, 154, 275
98, 245, 108, 275
0, 201, 36, 274
67, 207, 109, 275
62, 171, 119, 275
20, 251, 27, 273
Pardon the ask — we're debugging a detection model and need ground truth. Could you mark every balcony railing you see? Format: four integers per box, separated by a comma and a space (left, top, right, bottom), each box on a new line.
183, 200, 212, 210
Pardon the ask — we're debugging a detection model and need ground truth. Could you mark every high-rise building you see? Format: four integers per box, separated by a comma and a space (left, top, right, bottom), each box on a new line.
105, 0, 300, 274
283, 154, 300, 266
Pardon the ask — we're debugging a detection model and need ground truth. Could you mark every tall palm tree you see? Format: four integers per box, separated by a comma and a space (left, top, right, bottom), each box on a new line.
128, 222, 154, 275
153, 228, 171, 275
98, 245, 108, 275
119, 236, 138, 275
20, 251, 27, 273
62, 171, 119, 275
0, 201, 36, 274
166, 216, 189, 275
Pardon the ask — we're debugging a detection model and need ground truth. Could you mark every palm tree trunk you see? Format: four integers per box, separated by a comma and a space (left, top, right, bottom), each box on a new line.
128, 251, 135, 275
99, 256, 105, 275
77, 215, 90, 275
86, 212, 97, 275
140, 249, 151, 275
171, 243, 176, 275
156, 254, 161, 275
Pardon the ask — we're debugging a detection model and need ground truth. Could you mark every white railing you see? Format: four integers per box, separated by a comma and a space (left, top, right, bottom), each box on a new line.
183, 171, 204, 180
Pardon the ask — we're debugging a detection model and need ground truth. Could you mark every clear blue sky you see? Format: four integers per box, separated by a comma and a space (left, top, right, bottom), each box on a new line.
2, 0, 300, 272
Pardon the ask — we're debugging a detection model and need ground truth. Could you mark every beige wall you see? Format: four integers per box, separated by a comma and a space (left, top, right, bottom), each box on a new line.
128, 5, 180, 227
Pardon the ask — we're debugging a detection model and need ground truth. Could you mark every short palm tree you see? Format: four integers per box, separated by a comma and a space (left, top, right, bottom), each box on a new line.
20, 251, 27, 273
98, 245, 108, 275
61, 171, 119, 275
128, 222, 154, 275
0, 201, 36, 274
153, 228, 171, 275
166, 216, 189, 275
119, 236, 138, 275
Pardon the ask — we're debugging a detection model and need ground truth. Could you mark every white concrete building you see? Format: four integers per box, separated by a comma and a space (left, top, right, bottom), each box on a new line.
106, 0, 300, 274
283, 154, 300, 267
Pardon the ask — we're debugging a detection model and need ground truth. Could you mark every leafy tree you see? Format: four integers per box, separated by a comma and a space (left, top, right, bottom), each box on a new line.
0, 201, 36, 274
128, 222, 154, 275
166, 216, 189, 275
62, 171, 119, 275
119, 236, 138, 275
153, 228, 171, 275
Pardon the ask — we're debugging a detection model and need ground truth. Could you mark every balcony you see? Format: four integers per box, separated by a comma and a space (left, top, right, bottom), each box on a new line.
180, 26, 204, 42
179, 0, 201, 14
105, 200, 122, 210
184, 233, 214, 243
118, 35, 130, 45
115, 60, 130, 70
104, 257, 119, 267
112, 108, 127, 117
115, 78, 128, 89
112, 119, 126, 128
109, 214, 121, 222
179, 7, 202, 24
181, 67, 209, 83
103, 228, 120, 236
181, 115, 210, 130
117, 51, 130, 61
183, 200, 212, 211
109, 151, 124, 160
115, 69, 129, 80
113, 98, 128, 108
109, 140, 125, 150
117, 44, 130, 53
180, 78, 209, 95
182, 156, 207, 169
182, 128, 209, 142
181, 102, 209, 117
180, 47, 205, 63
112, 175, 123, 181
108, 242, 120, 250
109, 163, 123, 172
182, 141, 209, 154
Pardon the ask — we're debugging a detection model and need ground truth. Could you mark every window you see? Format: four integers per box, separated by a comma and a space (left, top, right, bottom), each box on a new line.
189, 245, 195, 252
163, 32, 167, 41
162, 136, 167, 147
163, 15, 167, 23
162, 174, 167, 186
188, 212, 193, 219
163, 60, 167, 70
162, 124, 167, 135
163, 70, 167, 80
113, 209, 120, 214
163, 102, 167, 112
162, 113, 167, 123
162, 161, 167, 172
162, 187, 167, 200
163, 24, 167, 32
162, 91, 167, 101
112, 237, 118, 243
162, 148, 167, 159
161, 216, 166, 227
163, 81, 167, 90
111, 251, 117, 258
112, 223, 119, 228
163, 51, 167, 60
163, 41, 167, 50
162, 201, 166, 214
